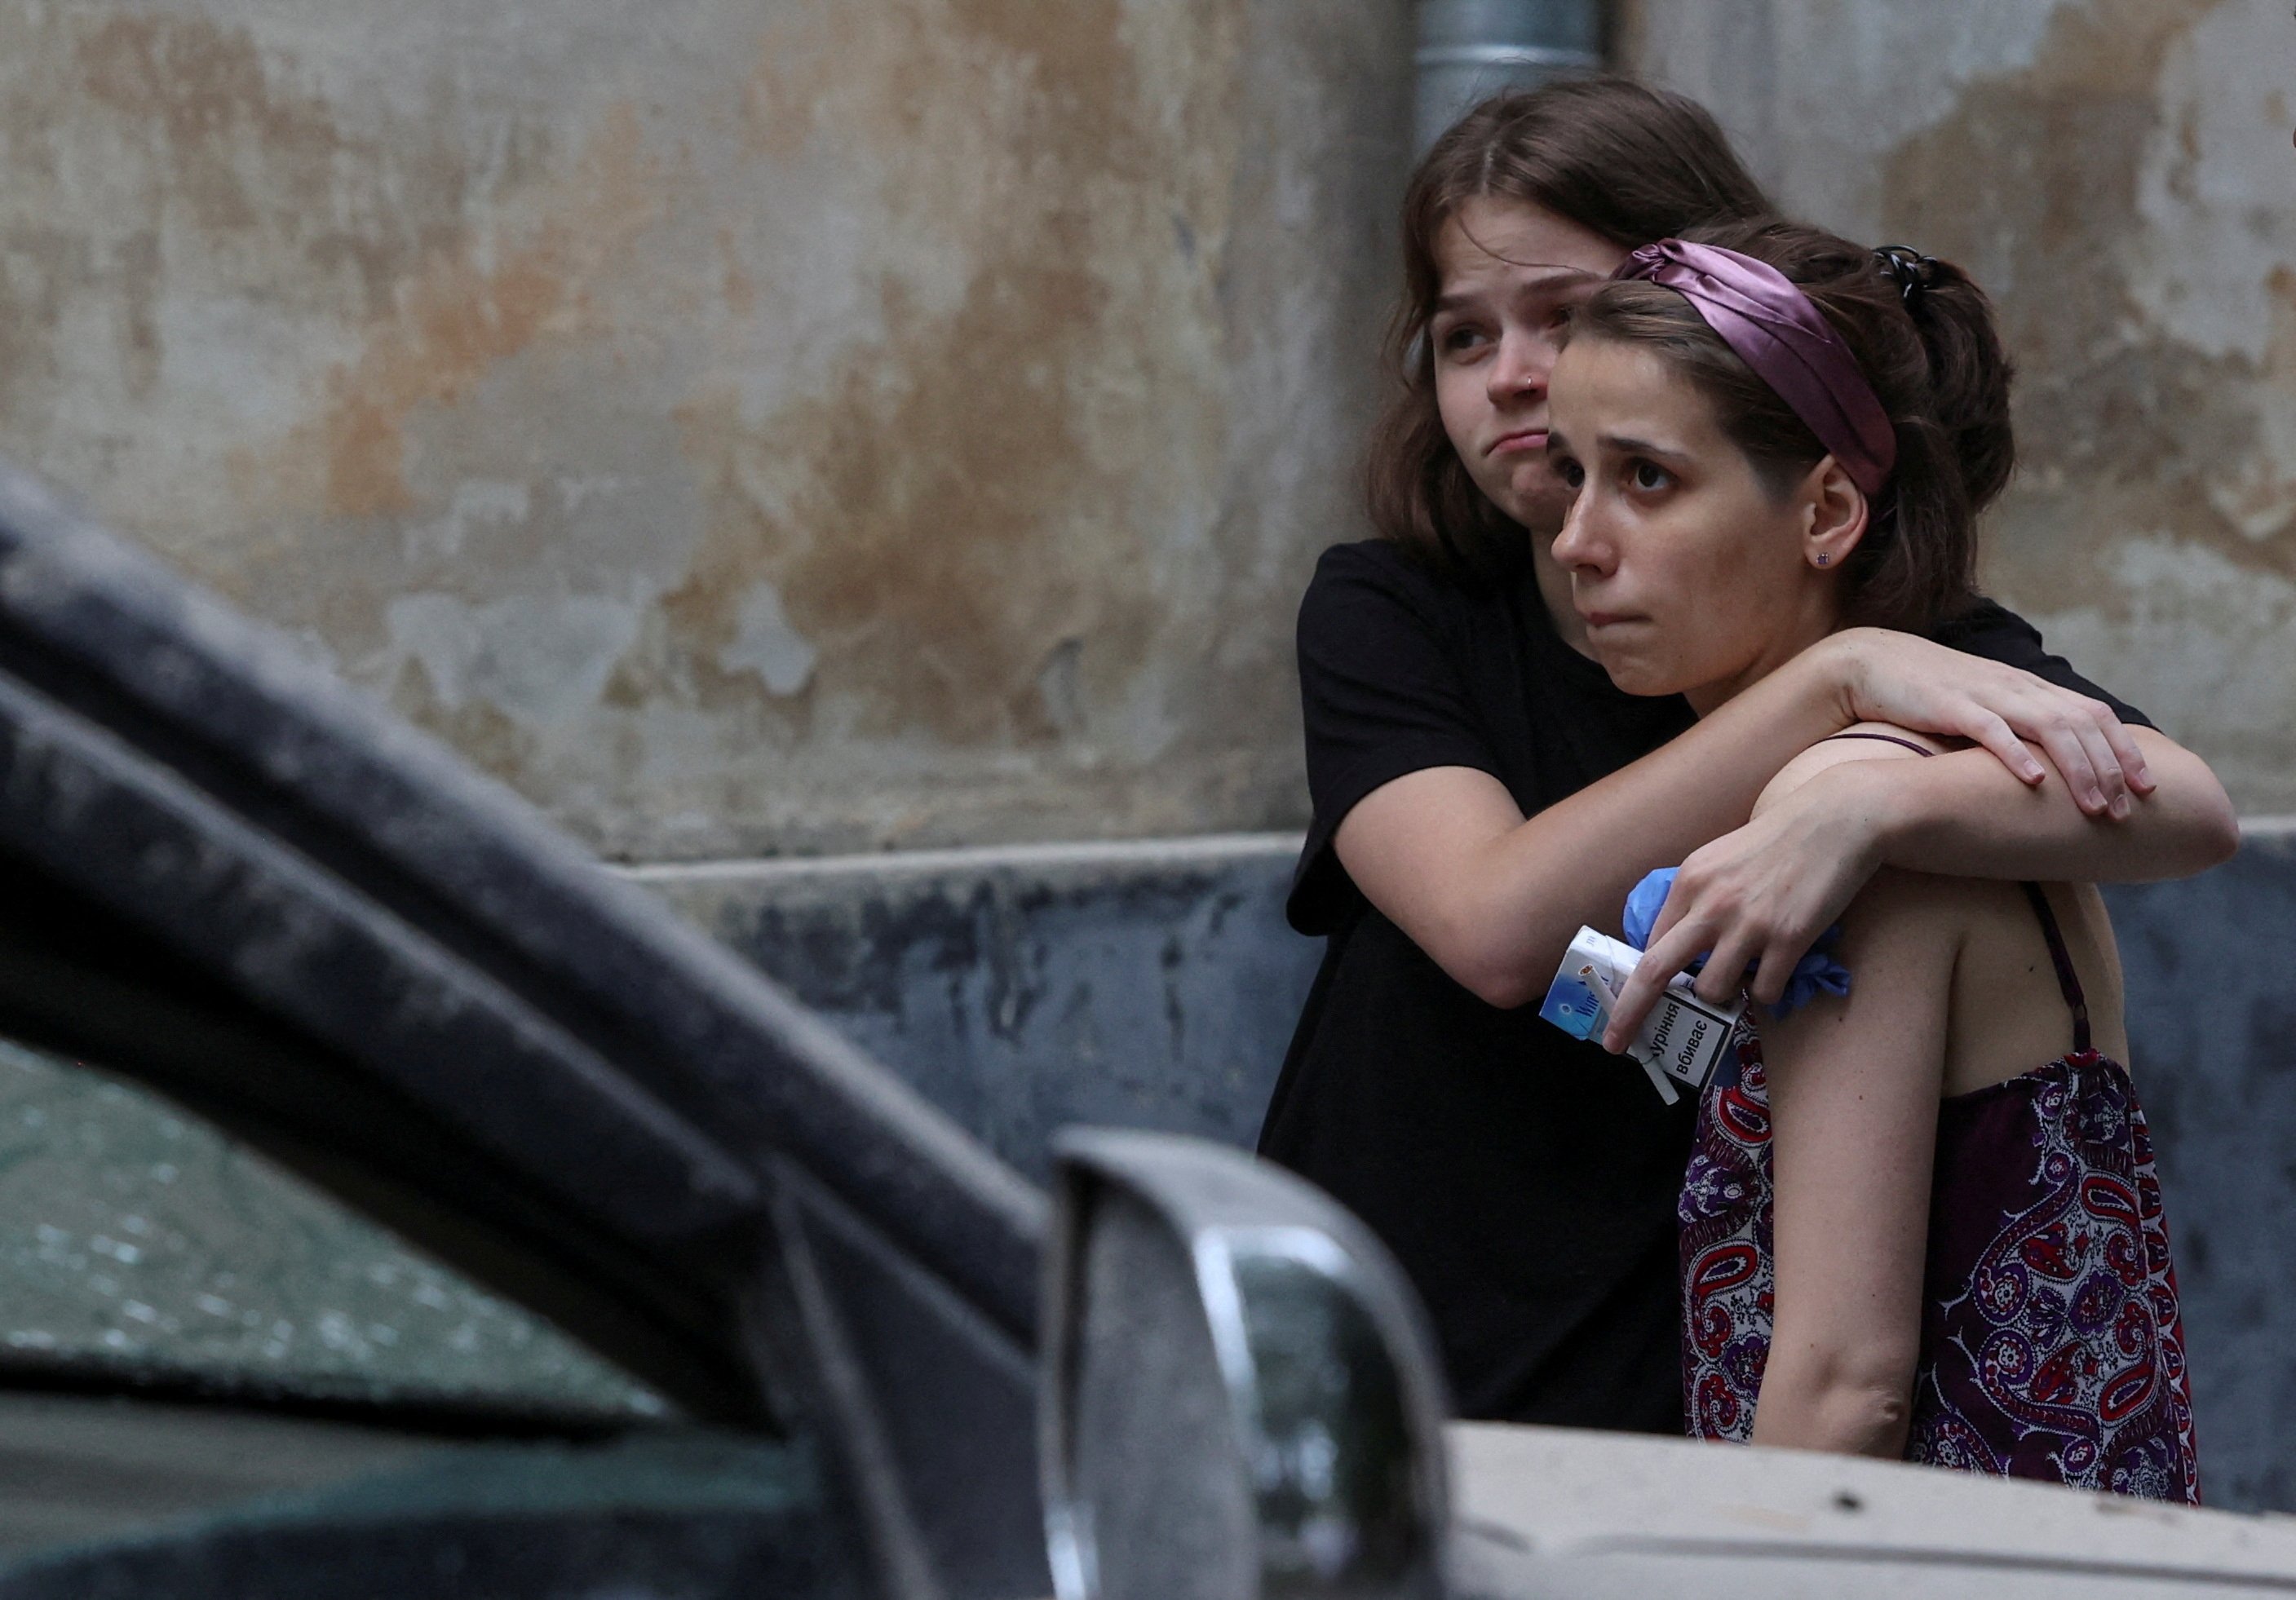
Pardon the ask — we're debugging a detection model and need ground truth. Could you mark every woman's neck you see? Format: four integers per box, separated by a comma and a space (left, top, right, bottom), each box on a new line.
1684, 612, 1840, 718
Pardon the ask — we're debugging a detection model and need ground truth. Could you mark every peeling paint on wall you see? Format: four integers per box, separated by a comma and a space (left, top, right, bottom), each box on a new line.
721, 583, 817, 699
1628, 0, 2296, 808
0, 0, 1409, 858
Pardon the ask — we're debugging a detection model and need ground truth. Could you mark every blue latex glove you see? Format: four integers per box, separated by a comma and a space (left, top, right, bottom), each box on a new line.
1621, 867, 1851, 1016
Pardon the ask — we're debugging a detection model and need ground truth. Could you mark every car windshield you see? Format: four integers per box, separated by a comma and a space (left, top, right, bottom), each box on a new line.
0, 1037, 667, 1421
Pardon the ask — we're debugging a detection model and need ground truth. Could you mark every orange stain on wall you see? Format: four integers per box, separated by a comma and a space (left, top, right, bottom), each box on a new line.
231, 102, 663, 519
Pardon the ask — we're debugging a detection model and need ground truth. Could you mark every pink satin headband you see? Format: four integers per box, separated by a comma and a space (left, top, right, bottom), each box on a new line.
1615, 239, 1897, 498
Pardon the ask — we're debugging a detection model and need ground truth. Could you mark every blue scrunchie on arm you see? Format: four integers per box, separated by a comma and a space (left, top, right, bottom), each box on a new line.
1621, 867, 1851, 1016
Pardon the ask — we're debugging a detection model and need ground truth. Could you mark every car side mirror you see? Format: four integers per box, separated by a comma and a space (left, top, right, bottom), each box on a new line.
1039, 1130, 1452, 1600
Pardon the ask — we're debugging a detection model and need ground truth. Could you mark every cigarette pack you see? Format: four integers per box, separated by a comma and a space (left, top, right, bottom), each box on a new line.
1537, 926, 1744, 1105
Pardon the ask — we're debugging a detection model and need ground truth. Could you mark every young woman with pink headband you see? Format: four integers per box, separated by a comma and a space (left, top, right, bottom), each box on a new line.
1257, 77, 2236, 1448
1546, 222, 2199, 1496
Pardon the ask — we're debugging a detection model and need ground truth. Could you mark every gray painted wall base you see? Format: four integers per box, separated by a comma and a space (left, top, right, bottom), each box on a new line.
636, 830, 2296, 1513
2100, 833, 2296, 1515
633, 837, 1313, 1179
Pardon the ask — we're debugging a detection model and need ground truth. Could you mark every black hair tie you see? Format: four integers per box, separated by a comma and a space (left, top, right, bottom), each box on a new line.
1874, 245, 1940, 307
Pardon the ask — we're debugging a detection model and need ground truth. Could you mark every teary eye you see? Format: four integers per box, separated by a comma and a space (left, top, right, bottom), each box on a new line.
1436, 321, 1489, 355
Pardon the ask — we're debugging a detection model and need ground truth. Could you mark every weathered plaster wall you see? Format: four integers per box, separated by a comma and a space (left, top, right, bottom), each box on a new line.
1621, 0, 2296, 812
0, 0, 1409, 860
15, 2, 2276, 853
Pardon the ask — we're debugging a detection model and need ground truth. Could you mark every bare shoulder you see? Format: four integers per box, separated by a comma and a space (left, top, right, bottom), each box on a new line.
1752, 723, 1953, 818
1836, 863, 1988, 942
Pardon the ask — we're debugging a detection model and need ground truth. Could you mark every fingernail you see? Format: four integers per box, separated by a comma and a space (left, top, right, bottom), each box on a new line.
2112, 794, 2131, 820
2087, 788, 2107, 811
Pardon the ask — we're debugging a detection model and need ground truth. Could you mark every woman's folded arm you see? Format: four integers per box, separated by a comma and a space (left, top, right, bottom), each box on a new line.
1869, 727, 2238, 885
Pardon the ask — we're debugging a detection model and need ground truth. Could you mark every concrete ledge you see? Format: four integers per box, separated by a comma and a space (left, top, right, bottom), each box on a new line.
623, 831, 1306, 886
633, 833, 1316, 1187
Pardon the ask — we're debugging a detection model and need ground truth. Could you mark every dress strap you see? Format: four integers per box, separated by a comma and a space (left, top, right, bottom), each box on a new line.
1817, 731, 1939, 758
2018, 882, 2094, 1055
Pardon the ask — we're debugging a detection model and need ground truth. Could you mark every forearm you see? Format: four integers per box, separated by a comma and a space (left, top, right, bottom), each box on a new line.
1413, 648, 1856, 1005
1875, 730, 2238, 885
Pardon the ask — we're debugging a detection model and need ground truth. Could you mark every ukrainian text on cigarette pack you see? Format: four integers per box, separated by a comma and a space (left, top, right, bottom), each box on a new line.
1537, 926, 1743, 1105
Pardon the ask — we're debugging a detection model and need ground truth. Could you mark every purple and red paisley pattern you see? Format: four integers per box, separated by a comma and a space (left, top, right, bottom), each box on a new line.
1679, 1019, 2199, 1503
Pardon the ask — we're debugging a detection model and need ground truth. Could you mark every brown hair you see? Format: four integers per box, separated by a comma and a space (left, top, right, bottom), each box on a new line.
1570, 219, 2013, 632
1365, 77, 1776, 577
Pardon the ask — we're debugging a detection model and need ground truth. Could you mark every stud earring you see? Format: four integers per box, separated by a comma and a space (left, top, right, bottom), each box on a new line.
1814, 551, 1832, 567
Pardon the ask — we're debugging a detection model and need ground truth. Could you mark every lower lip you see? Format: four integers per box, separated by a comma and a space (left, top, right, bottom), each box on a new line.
1492, 431, 1548, 456
1582, 614, 1641, 631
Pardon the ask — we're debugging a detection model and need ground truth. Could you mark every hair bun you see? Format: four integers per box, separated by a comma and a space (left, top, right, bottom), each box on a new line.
1874, 245, 1940, 307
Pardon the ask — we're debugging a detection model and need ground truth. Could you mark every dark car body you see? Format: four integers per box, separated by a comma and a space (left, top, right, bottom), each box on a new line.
0, 466, 1053, 1598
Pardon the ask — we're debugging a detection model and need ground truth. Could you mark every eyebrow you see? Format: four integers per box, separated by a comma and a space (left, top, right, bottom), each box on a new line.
1599, 432, 1693, 464
1433, 267, 1607, 316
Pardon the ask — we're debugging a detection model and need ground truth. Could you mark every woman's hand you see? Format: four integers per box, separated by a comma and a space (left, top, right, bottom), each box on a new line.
1820, 629, 2152, 818
1599, 759, 1891, 1051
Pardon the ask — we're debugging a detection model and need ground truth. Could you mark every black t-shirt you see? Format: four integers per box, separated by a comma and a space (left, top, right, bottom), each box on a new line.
1257, 537, 2152, 1435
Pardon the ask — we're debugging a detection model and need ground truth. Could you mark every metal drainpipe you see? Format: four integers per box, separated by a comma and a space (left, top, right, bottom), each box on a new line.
1414, 0, 1606, 153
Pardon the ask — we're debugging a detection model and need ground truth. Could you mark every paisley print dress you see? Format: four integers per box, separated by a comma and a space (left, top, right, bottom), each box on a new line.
1678, 882, 2199, 1502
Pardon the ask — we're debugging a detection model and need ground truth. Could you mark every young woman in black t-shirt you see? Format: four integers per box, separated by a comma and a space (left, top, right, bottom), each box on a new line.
1257, 79, 2237, 1435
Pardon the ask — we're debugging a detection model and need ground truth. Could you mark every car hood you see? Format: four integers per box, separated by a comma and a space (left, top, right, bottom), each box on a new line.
1449, 1421, 2296, 1598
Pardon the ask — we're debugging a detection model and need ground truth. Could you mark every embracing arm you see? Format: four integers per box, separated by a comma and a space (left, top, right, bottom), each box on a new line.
1338, 639, 1868, 1007
1752, 861, 1959, 1458
1343, 621, 2154, 1012
1335, 620, 2126, 1007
